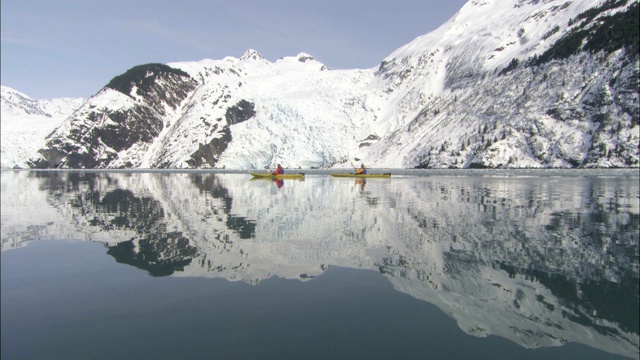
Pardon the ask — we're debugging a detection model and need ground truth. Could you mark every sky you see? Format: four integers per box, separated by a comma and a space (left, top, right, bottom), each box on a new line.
1, 0, 468, 99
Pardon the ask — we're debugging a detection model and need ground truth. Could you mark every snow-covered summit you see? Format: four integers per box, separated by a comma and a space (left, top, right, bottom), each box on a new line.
1, 86, 49, 117
239, 48, 265, 61
295, 52, 315, 62
275, 52, 328, 71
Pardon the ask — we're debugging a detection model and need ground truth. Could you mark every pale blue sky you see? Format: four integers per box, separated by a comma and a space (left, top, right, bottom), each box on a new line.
1, 0, 468, 99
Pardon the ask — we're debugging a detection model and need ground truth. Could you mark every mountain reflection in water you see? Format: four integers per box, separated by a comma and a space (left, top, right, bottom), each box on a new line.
1, 169, 638, 359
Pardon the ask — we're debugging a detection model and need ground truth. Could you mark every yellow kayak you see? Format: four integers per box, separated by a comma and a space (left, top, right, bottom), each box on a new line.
330, 173, 391, 178
250, 172, 305, 179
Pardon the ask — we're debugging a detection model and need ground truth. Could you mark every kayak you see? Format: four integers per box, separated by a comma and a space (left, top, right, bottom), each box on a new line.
330, 173, 391, 178
250, 172, 305, 179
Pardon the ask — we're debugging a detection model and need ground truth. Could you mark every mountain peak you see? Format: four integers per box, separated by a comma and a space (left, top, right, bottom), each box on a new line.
296, 53, 315, 62
240, 49, 265, 61
1, 85, 47, 117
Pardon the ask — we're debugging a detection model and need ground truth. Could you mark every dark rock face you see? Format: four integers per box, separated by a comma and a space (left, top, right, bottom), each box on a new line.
33, 105, 166, 168
32, 65, 197, 168
186, 100, 256, 168
225, 99, 256, 125
187, 126, 232, 168
92, 108, 159, 152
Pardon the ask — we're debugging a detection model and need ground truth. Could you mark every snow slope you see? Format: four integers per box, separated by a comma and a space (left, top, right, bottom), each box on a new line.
1, 86, 84, 168
365, 0, 639, 168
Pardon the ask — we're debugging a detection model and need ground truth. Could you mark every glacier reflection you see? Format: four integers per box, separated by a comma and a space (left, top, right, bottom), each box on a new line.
1, 170, 638, 358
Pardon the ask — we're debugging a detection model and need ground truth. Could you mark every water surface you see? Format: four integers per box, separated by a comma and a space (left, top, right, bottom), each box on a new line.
2, 169, 638, 360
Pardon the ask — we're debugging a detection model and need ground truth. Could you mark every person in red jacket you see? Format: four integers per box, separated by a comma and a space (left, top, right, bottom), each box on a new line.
356, 163, 366, 175
272, 164, 284, 175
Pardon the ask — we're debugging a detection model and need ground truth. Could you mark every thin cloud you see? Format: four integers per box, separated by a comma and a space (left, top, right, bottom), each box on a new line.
1, 32, 50, 49
118, 18, 217, 54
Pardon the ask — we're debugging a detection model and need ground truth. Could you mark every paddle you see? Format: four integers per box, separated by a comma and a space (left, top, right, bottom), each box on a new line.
352, 162, 368, 175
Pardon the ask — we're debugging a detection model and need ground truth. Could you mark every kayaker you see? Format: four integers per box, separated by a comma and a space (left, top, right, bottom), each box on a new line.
356, 163, 366, 175
272, 164, 284, 175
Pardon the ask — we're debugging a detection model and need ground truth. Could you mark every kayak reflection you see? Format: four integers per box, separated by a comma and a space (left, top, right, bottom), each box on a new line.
249, 174, 305, 189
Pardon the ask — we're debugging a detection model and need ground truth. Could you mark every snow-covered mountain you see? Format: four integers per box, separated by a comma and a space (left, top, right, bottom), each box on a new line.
0, 86, 84, 168
2, 0, 638, 169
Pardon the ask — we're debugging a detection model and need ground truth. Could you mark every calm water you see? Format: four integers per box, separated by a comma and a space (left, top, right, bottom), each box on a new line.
1, 169, 638, 360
